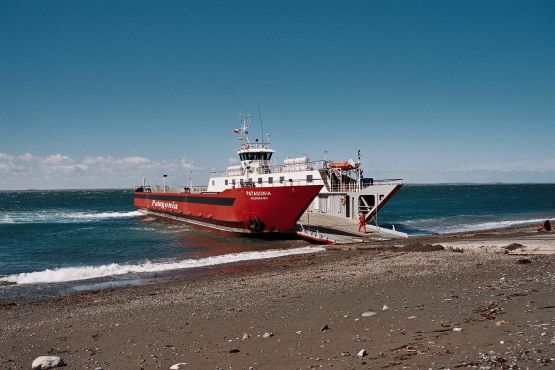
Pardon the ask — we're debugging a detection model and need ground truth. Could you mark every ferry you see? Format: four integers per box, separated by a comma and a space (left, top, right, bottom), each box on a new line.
134, 114, 402, 238
134, 115, 323, 235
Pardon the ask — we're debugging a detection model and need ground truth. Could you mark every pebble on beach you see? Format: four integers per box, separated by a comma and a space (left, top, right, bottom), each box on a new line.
31, 356, 65, 370
361, 311, 377, 317
357, 349, 368, 358
169, 363, 188, 369
262, 332, 274, 338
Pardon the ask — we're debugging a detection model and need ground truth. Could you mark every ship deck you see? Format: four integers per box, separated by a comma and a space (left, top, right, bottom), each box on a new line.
297, 211, 408, 244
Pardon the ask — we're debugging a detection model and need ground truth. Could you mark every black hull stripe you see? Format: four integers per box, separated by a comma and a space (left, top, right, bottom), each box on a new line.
135, 193, 235, 206
139, 207, 245, 229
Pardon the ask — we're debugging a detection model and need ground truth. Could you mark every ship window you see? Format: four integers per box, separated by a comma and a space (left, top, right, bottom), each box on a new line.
258, 177, 262, 184
212, 180, 215, 186
268, 177, 273, 184
232, 179, 236, 185
225, 179, 228, 185
307, 175, 313, 183
240, 179, 244, 185
280, 176, 285, 183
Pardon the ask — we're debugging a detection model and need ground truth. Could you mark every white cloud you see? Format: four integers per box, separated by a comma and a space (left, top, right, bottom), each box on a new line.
19, 153, 35, 161
0, 152, 16, 161
0, 152, 204, 190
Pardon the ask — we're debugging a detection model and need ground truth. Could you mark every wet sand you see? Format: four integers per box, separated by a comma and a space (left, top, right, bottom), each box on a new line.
1, 226, 554, 369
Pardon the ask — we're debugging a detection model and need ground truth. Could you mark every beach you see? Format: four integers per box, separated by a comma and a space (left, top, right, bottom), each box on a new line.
1, 226, 554, 369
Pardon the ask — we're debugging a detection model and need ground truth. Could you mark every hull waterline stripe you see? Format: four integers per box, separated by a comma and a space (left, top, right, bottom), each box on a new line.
135, 193, 235, 206
139, 209, 253, 234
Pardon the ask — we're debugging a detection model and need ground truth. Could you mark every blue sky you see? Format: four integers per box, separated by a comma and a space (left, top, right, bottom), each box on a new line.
1, 0, 554, 189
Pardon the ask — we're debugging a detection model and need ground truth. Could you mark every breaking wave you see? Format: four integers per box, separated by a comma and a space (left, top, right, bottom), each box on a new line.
0, 210, 141, 224
0, 246, 325, 285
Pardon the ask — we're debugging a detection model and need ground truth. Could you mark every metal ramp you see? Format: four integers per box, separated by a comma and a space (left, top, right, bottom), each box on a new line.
297, 211, 408, 244
297, 212, 374, 244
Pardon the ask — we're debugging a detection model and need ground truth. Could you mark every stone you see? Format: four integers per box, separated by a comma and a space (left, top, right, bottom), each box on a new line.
242, 333, 249, 340
31, 356, 65, 370
296, 330, 302, 335
357, 349, 368, 358
320, 324, 329, 331
361, 311, 377, 317
452, 327, 463, 332
229, 348, 240, 353
262, 332, 274, 338
169, 363, 188, 369
407, 315, 417, 320
382, 305, 389, 311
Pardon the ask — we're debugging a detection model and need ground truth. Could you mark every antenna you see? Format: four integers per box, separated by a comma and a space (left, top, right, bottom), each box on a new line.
257, 103, 264, 141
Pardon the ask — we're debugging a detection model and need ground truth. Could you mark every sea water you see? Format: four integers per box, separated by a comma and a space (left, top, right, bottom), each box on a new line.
1, 185, 554, 298
379, 184, 555, 235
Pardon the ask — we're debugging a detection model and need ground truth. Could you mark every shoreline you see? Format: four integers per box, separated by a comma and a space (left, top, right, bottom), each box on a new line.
1, 225, 554, 368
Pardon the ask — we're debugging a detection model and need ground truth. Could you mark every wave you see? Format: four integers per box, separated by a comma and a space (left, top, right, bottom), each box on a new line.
402, 216, 553, 235
0, 210, 141, 224
0, 246, 325, 285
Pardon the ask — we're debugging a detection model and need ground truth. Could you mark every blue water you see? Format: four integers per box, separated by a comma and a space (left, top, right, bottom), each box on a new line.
0, 185, 554, 298
379, 184, 555, 235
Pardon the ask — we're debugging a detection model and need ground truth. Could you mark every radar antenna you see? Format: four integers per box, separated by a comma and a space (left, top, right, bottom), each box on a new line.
235, 113, 253, 149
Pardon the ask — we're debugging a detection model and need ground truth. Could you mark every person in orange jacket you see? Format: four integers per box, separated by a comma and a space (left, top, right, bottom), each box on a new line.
358, 212, 367, 233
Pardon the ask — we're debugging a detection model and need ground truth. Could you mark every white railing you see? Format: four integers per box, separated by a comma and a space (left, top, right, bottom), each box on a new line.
214, 160, 327, 177
135, 185, 208, 193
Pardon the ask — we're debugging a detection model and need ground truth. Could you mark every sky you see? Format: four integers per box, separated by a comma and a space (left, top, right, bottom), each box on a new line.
1, 0, 554, 189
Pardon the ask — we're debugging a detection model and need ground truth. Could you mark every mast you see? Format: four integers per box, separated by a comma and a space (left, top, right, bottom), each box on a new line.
236, 113, 252, 149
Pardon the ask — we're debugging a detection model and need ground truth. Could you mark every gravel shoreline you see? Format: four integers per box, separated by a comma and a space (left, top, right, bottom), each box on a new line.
1, 226, 554, 369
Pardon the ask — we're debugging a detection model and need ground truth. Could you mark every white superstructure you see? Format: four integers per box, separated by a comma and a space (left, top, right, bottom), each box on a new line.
207, 114, 402, 225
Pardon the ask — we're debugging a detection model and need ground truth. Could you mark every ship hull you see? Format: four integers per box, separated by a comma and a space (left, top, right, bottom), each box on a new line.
134, 185, 323, 235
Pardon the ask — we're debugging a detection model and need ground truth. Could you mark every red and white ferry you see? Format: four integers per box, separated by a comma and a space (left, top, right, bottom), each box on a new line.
134, 115, 323, 235
135, 114, 403, 238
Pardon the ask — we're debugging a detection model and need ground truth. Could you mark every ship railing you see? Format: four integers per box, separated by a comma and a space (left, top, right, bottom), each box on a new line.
212, 160, 328, 178
235, 178, 324, 188
240, 142, 272, 150
327, 179, 403, 193
367, 179, 403, 186
137, 185, 209, 193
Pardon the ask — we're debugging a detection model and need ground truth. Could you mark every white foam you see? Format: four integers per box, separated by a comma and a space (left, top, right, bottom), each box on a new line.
67, 211, 142, 220
425, 217, 552, 234
0, 246, 325, 285
0, 210, 141, 224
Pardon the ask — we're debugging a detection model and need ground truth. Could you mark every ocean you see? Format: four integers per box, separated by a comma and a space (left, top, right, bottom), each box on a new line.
1, 184, 554, 299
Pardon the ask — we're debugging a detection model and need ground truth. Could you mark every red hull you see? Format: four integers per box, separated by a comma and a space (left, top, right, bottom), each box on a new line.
134, 185, 323, 235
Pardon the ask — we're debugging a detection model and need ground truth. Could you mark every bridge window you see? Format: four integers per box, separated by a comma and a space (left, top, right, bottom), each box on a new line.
306, 175, 313, 183
212, 180, 215, 186
225, 179, 228, 185
280, 176, 285, 183
239, 152, 273, 161
239, 179, 244, 185
232, 179, 236, 185
268, 177, 273, 184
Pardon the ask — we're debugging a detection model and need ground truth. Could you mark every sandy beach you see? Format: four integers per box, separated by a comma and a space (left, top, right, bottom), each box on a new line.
1, 226, 554, 369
